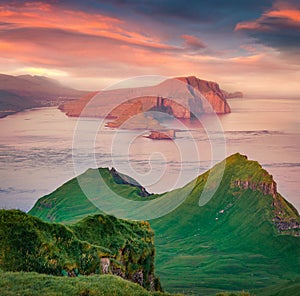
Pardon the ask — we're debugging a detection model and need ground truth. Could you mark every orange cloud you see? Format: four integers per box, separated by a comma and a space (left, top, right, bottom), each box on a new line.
235, 1, 300, 31
267, 9, 300, 23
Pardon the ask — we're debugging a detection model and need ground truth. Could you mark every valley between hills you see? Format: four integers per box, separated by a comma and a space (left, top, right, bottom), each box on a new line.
1, 153, 299, 296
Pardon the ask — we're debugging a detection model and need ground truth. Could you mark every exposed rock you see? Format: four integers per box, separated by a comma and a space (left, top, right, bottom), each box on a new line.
232, 178, 300, 235
110, 167, 152, 197
132, 270, 144, 286
233, 179, 277, 198
146, 130, 175, 140
176, 76, 231, 114
110, 265, 125, 279
106, 112, 164, 130
100, 258, 110, 274
273, 217, 300, 233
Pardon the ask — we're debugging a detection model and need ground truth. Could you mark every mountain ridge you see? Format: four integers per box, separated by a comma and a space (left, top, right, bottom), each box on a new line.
29, 153, 300, 235
0, 74, 87, 118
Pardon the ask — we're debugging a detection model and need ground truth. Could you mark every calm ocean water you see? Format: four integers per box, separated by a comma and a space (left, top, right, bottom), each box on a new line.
0, 98, 299, 212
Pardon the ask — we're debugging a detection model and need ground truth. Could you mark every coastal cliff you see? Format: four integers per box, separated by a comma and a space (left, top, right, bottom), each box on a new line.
59, 76, 232, 126
229, 155, 300, 236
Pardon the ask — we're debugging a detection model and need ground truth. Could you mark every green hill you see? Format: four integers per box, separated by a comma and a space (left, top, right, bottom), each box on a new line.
29, 167, 155, 224
150, 153, 300, 295
0, 210, 162, 291
29, 153, 300, 295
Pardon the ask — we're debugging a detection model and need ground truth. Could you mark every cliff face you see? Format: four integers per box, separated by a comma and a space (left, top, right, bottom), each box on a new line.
110, 167, 152, 197
230, 161, 300, 235
59, 91, 98, 117
177, 76, 231, 114
59, 76, 231, 126
232, 179, 277, 199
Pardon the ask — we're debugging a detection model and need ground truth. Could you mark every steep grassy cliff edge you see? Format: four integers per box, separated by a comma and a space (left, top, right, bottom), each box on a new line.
0, 210, 162, 292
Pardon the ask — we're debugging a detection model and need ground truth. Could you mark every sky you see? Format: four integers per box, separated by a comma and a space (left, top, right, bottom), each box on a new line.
0, 0, 300, 97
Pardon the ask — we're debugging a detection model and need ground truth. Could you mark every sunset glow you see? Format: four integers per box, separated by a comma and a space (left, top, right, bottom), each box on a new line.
0, 0, 299, 96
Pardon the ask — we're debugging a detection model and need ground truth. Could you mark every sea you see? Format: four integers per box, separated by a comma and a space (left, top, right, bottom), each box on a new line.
0, 97, 299, 213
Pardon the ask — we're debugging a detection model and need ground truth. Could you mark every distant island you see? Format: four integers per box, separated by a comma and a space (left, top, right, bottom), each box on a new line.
221, 90, 243, 99
145, 130, 176, 140
60, 76, 234, 126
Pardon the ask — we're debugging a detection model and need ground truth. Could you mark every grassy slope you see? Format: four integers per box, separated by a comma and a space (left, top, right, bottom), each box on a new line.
150, 154, 300, 295
29, 168, 156, 224
0, 271, 174, 296
255, 278, 300, 296
29, 153, 300, 295
0, 210, 160, 291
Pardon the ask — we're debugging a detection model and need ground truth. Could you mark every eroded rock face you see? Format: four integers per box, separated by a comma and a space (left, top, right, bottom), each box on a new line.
132, 270, 144, 286
273, 218, 300, 233
59, 76, 231, 123
100, 258, 110, 274
232, 178, 300, 235
233, 179, 277, 198
146, 130, 175, 140
110, 167, 152, 197
177, 76, 231, 114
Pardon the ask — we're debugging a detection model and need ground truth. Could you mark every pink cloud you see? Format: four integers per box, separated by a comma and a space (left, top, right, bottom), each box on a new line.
181, 34, 207, 49
0, 1, 299, 97
0, 1, 176, 50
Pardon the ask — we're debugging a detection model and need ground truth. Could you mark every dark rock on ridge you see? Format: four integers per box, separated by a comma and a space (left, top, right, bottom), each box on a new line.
110, 167, 152, 197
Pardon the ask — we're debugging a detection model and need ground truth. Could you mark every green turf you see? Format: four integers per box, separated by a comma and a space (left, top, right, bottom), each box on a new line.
255, 278, 300, 296
0, 271, 177, 296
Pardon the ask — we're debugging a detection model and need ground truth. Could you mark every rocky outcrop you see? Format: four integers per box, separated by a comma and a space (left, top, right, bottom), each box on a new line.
232, 179, 277, 198
59, 76, 232, 125
146, 130, 175, 140
110, 167, 152, 197
273, 217, 300, 234
176, 76, 231, 114
232, 178, 300, 235
100, 258, 110, 274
